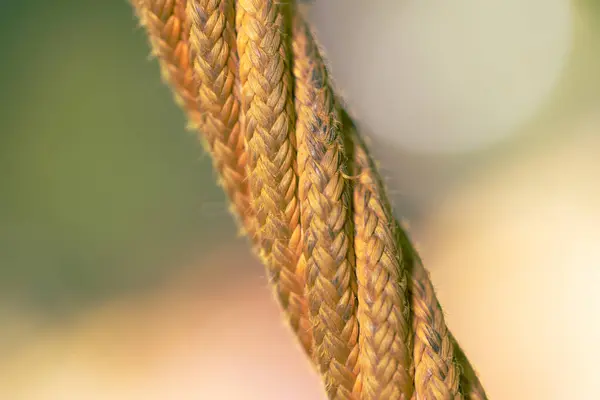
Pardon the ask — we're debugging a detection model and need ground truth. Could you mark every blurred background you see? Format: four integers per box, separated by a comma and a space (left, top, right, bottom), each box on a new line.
0, 1, 598, 399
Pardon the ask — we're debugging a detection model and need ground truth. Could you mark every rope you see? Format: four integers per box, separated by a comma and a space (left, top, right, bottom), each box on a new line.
235, 0, 313, 354
138, 0, 198, 120
292, 15, 359, 398
344, 111, 413, 398
130, 1, 488, 399
187, 0, 256, 239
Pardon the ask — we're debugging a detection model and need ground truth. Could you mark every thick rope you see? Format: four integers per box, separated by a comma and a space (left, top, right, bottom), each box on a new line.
234, 0, 313, 354
130, 2, 487, 399
341, 112, 414, 398
137, 0, 199, 120
410, 257, 461, 399
186, 0, 255, 238
292, 14, 360, 399
136, 0, 257, 238
395, 228, 487, 400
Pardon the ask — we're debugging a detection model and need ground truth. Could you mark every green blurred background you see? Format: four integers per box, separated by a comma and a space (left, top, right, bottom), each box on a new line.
1, 1, 237, 319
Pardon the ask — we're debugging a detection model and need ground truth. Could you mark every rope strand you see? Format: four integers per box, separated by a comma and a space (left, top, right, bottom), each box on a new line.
135, 0, 257, 237
410, 259, 462, 399
235, 0, 313, 354
342, 115, 414, 398
187, 0, 256, 238
396, 228, 486, 400
137, 0, 199, 121
292, 14, 359, 399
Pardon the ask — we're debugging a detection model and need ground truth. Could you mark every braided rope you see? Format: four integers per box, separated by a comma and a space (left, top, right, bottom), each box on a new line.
340, 110, 414, 398
136, 0, 257, 237
292, 14, 360, 399
235, 0, 313, 354
410, 257, 461, 399
138, 0, 199, 120
130, 2, 487, 399
396, 229, 487, 400
187, 0, 256, 238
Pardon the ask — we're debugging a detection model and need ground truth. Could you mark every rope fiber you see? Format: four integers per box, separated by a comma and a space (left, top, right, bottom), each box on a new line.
130, 1, 487, 399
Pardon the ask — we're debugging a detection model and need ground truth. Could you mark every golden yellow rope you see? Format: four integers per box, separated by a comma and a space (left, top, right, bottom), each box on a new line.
137, 0, 198, 120
292, 14, 360, 399
234, 0, 313, 354
130, 2, 488, 399
396, 228, 487, 400
410, 258, 461, 399
343, 113, 487, 400
340, 113, 414, 398
136, 0, 257, 237
186, 0, 256, 238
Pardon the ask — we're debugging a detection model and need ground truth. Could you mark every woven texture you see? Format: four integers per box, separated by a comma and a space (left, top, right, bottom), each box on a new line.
344, 112, 413, 399
131, 1, 487, 399
292, 15, 359, 399
235, 0, 313, 354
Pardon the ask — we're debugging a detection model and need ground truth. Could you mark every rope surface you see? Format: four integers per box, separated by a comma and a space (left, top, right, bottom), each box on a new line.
131, 1, 487, 399
292, 15, 359, 399
187, 0, 256, 238
235, 0, 313, 354
345, 114, 414, 399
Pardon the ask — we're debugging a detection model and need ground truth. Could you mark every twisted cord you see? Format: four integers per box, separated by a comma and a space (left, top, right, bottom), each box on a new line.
186, 0, 256, 239
137, 0, 255, 237
343, 111, 471, 400
410, 259, 461, 399
235, 0, 313, 354
292, 14, 359, 399
397, 229, 486, 400
136, 0, 199, 122
340, 113, 414, 398
393, 228, 461, 399
129, 2, 487, 398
